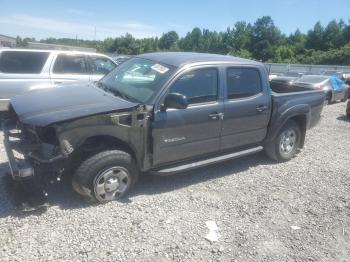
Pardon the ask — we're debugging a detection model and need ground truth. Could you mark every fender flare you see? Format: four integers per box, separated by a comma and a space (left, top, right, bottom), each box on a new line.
265, 104, 311, 143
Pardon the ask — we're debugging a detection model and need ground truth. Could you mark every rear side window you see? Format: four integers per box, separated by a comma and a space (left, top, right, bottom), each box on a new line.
0, 51, 49, 74
53, 54, 88, 74
169, 68, 218, 104
227, 68, 262, 99
90, 56, 116, 75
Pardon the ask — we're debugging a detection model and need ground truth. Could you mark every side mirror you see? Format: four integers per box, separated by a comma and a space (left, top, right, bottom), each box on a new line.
162, 93, 188, 110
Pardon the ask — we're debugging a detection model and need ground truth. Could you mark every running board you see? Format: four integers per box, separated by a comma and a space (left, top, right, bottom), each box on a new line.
152, 146, 263, 175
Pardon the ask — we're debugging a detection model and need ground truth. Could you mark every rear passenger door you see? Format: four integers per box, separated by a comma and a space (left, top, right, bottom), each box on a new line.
221, 67, 271, 150
89, 56, 117, 82
50, 54, 90, 85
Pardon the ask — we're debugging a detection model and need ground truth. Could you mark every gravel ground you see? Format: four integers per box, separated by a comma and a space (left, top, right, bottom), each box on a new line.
0, 102, 349, 262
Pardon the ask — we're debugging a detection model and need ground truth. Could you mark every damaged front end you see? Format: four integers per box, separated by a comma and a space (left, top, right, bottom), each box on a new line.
3, 113, 65, 184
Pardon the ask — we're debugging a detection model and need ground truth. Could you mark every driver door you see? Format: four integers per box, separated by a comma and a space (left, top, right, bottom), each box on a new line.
152, 67, 223, 166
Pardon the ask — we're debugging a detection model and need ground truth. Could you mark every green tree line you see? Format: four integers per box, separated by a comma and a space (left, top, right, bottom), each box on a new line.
16, 16, 350, 65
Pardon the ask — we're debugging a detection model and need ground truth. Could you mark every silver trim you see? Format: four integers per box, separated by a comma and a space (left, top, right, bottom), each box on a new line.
157, 146, 263, 174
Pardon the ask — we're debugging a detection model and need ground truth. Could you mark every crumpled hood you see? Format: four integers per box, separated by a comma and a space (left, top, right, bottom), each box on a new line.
10, 84, 138, 127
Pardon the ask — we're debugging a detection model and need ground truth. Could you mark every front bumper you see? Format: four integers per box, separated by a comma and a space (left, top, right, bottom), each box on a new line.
3, 120, 64, 181
0, 98, 10, 111
3, 121, 35, 180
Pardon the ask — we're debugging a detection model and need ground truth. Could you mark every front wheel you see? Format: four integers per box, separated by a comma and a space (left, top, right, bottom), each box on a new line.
72, 150, 138, 204
265, 120, 302, 162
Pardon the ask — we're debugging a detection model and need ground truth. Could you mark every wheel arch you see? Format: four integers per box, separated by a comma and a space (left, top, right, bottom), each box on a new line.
266, 104, 310, 149
75, 135, 139, 165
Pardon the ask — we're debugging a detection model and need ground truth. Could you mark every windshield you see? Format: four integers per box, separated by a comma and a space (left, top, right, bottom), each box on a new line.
100, 57, 175, 103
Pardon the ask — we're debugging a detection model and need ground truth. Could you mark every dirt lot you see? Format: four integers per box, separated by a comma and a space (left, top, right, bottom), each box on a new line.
0, 102, 349, 262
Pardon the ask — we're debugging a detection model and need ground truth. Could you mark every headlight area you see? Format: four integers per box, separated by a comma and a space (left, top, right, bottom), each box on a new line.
29, 126, 65, 163
35, 126, 59, 146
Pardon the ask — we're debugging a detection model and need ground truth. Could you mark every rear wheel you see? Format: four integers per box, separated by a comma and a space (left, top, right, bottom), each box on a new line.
265, 120, 302, 162
72, 150, 138, 203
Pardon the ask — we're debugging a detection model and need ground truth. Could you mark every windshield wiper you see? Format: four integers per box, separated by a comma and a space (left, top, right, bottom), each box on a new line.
96, 82, 139, 103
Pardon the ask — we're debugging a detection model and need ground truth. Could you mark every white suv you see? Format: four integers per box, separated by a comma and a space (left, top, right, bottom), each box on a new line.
0, 49, 117, 111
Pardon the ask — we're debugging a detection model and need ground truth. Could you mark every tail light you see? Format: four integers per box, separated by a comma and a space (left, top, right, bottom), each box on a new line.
314, 84, 321, 89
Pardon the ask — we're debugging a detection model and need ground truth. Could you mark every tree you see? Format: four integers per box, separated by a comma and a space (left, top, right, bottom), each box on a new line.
305, 22, 325, 50
28, 16, 350, 65
159, 31, 179, 50
323, 20, 344, 49
274, 46, 295, 63
16, 36, 35, 47
250, 16, 284, 61
178, 27, 202, 51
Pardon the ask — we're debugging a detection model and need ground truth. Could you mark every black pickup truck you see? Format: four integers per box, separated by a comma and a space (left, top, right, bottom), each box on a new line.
3, 52, 325, 203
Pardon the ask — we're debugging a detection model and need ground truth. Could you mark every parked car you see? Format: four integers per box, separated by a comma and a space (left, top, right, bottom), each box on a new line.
345, 76, 350, 86
0, 49, 117, 111
293, 75, 350, 104
346, 100, 350, 118
321, 70, 346, 81
282, 71, 305, 77
112, 55, 131, 66
268, 72, 282, 81
270, 76, 308, 93
270, 75, 298, 87
346, 92, 350, 118
3, 52, 325, 203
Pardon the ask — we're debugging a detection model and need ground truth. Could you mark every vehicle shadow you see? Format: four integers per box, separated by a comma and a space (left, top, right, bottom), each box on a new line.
0, 163, 88, 218
131, 153, 274, 198
0, 152, 277, 218
337, 115, 350, 122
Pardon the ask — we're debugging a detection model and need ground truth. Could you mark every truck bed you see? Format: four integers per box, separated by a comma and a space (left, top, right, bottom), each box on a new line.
269, 89, 325, 136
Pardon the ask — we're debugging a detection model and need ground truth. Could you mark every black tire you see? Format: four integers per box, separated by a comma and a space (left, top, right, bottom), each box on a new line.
341, 92, 349, 102
72, 150, 138, 204
325, 93, 332, 105
265, 120, 302, 162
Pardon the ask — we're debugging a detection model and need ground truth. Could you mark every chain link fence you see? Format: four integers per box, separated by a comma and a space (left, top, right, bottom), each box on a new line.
265, 63, 350, 76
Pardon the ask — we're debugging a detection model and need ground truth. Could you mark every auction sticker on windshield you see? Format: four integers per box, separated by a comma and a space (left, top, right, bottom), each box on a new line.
151, 64, 169, 74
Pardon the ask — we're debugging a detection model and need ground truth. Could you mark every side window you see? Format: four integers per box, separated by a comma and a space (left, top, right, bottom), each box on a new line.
227, 68, 262, 99
169, 68, 218, 104
0, 51, 49, 74
53, 54, 88, 74
91, 56, 116, 75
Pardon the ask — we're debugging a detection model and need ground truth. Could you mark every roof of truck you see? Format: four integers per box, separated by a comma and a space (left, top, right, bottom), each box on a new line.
137, 52, 261, 67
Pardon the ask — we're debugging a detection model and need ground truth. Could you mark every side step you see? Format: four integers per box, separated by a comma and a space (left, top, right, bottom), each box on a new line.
152, 146, 263, 175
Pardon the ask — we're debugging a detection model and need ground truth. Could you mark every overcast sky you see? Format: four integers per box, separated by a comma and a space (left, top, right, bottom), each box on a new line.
1, 0, 349, 40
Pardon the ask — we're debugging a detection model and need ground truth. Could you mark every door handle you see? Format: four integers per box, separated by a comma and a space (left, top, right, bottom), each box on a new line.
256, 105, 268, 113
208, 112, 224, 120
